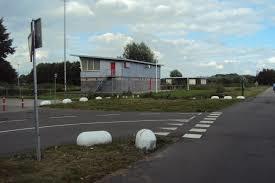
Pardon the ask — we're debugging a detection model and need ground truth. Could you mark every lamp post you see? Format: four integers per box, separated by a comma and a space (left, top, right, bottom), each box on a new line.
64, 0, 67, 93
17, 63, 21, 97
155, 60, 158, 93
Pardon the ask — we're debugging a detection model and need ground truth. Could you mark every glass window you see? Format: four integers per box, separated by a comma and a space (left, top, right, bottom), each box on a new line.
88, 60, 94, 70
94, 61, 100, 70
81, 59, 88, 71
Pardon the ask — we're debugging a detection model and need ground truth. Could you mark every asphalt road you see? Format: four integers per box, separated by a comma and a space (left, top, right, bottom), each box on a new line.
0, 107, 204, 156
102, 88, 275, 183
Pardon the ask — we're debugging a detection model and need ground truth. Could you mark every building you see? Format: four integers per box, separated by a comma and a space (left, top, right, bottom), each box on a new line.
72, 55, 162, 93
161, 77, 207, 90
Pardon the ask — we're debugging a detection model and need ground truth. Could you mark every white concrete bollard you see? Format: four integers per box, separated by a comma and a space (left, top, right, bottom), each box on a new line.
106, 97, 111, 99
62, 98, 72, 104
137, 95, 140, 98
211, 96, 219, 100
79, 97, 88, 102
237, 96, 245, 100
135, 129, 157, 151
116, 95, 119, 99
40, 100, 51, 106
95, 96, 103, 100
77, 131, 112, 147
224, 96, 233, 100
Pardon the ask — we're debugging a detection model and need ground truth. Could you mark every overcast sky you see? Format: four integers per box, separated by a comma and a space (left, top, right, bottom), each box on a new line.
2, 0, 275, 77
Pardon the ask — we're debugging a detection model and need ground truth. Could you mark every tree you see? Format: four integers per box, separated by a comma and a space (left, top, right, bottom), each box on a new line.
170, 69, 182, 77
256, 69, 275, 85
25, 61, 81, 86
123, 42, 157, 63
0, 18, 16, 83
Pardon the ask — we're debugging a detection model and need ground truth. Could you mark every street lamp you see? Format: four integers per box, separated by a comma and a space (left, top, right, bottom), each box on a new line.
17, 63, 21, 98
155, 59, 158, 93
64, 0, 67, 93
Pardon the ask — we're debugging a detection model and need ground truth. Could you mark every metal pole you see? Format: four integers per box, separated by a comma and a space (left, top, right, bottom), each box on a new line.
187, 78, 190, 91
32, 20, 41, 161
64, 0, 67, 93
17, 64, 21, 98
55, 74, 57, 104
155, 60, 158, 93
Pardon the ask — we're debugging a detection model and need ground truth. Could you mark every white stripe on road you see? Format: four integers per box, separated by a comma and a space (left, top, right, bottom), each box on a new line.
195, 124, 211, 128
49, 116, 77, 119
0, 118, 189, 134
183, 133, 202, 139
204, 118, 217, 121
190, 128, 207, 133
200, 121, 214, 124
154, 132, 170, 136
160, 127, 177, 131
0, 119, 25, 124
167, 123, 184, 126
96, 114, 120, 117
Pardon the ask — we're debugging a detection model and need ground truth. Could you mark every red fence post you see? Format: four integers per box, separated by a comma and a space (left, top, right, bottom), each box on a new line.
2, 97, 6, 111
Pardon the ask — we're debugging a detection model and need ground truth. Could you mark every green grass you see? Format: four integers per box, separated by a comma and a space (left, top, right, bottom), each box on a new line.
49, 98, 239, 112
0, 137, 172, 183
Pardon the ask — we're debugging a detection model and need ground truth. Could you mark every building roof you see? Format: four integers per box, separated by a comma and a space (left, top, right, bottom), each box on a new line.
71, 54, 163, 67
163, 77, 208, 79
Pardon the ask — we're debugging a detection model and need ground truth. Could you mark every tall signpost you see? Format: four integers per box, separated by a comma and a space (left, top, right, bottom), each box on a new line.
28, 18, 42, 161
155, 60, 158, 93
64, 0, 67, 93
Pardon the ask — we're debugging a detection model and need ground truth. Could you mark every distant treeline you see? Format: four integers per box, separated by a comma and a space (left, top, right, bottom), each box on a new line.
20, 62, 80, 86
256, 69, 275, 85
208, 74, 256, 86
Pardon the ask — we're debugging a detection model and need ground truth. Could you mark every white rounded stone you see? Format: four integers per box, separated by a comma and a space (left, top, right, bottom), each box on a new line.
95, 96, 102, 100
62, 98, 72, 104
106, 97, 111, 99
211, 96, 220, 100
237, 96, 245, 100
79, 97, 88, 102
224, 96, 233, 100
40, 100, 51, 106
135, 129, 157, 151
77, 131, 112, 147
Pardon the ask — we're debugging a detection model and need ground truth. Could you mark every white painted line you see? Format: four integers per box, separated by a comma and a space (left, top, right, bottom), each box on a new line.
195, 124, 211, 128
204, 118, 217, 121
0, 118, 184, 134
167, 123, 184, 126
189, 116, 196, 120
49, 116, 77, 119
211, 112, 222, 114
200, 121, 214, 124
171, 119, 189, 123
198, 113, 202, 116
96, 114, 120, 117
154, 132, 170, 136
190, 128, 207, 133
0, 119, 26, 124
177, 113, 201, 115
183, 133, 202, 139
160, 127, 177, 131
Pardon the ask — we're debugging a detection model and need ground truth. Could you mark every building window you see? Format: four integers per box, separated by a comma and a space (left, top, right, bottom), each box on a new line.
81, 58, 100, 71
124, 62, 130, 68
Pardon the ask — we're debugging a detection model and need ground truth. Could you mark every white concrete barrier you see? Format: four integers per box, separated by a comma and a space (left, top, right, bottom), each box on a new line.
77, 131, 112, 147
211, 96, 219, 100
40, 100, 51, 106
237, 96, 245, 100
62, 98, 72, 104
135, 129, 156, 151
106, 97, 111, 99
79, 97, 88, 102
224, 96, 233, 100
95, 96, 102, 100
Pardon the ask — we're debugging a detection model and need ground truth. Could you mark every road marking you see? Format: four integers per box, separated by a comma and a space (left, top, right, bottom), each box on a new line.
183, 133, 202, 139
204, 118, 217, 121
96, 114, 120, 117
167, 123, 184, 126
154, 132, 170, 136
198, 113, 202, 116
177, 113, 201, 115
0, 118, 188, 134
0, 119, 25, 124
189, 116, 196, 120
200, 121, 214, 124
195, 124, 211, 128
160, 127, 177, 131
49, 116, 77, 119
190, 128, 207, 133
172, 119, 190, 123
211, 112, 222, 114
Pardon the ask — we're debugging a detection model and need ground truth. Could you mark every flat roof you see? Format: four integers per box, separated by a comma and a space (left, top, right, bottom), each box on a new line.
163, 77, 208, 79
71, 54, 163, 66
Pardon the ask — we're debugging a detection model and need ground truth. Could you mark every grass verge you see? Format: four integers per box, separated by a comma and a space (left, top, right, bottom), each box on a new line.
49, 98, 239, 112
0, 136, 173, 183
